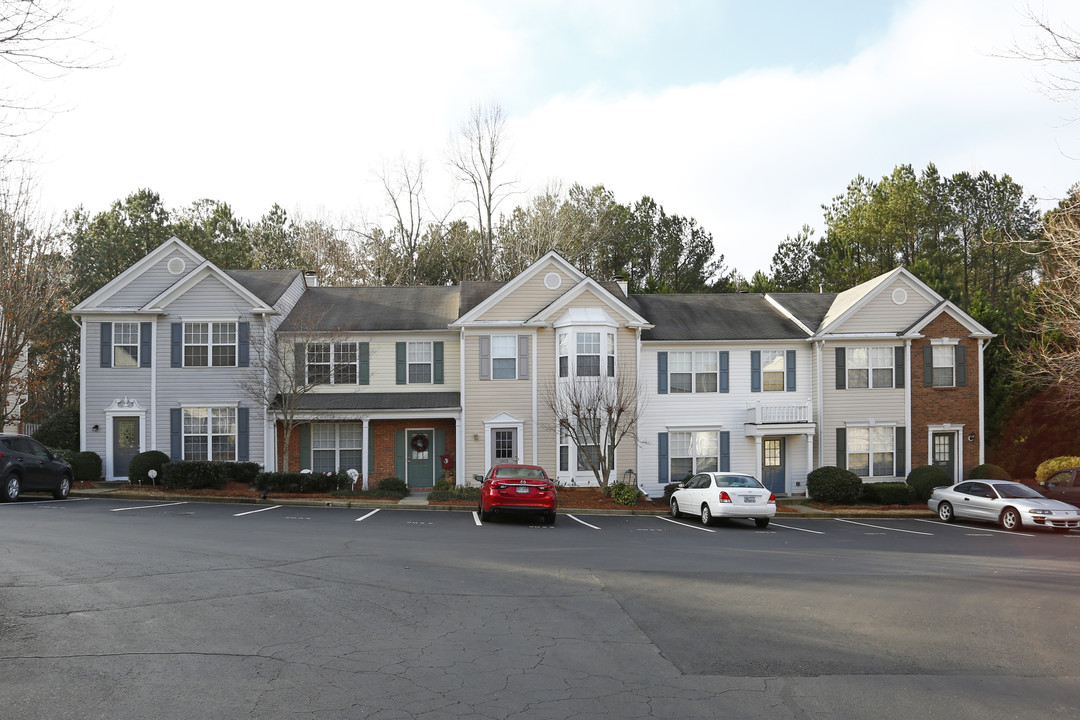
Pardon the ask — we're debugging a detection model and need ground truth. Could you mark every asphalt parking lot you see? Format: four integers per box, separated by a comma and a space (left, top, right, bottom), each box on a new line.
2, 497, 1078, 719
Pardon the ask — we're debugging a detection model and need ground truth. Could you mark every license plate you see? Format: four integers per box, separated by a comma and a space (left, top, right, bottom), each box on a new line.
743, 496, 756, 503
516, 486, 530, 494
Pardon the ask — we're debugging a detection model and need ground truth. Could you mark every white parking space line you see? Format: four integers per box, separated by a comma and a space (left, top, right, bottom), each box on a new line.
656, 516, 716, 533
472, 511, 482, 526
110, 502, 187, 513
914, 519, 1035, 537
565, 514, 601, 529
834, 518, 934, 536
233, 505, 282, 517
769, 521, 826, 534
354, 509, 380, 522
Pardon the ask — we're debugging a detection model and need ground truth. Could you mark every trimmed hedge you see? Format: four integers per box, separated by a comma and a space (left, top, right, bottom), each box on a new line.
128, 450, 170, 485
429, 479, 480, 501
806, 466, 863, 504
860, 481, 917, 506
906, 465, 952, 501
1035, 456, 1080, 483
378, 476, 408, 495
606, 481, 643, 506
68, 451, 102, 483
253, 471, 346, 493
224, 461, 261, 485
969, 463, 1011, 481
162, 461, 227, 490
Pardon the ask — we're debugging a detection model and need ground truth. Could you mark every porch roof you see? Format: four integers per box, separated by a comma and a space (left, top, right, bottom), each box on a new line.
272, 392, 461, 412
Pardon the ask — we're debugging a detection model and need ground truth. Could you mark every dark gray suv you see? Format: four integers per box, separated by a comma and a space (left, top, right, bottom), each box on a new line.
0, 434, 73, 501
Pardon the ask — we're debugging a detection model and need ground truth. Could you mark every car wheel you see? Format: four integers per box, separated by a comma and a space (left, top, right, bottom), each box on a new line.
1000, 507, 1022, 531
3, 474, 20, 502
53, 475, 71, 500
478, 500, 491, 523
701, 504, 713, 526
670, 498, 680, 518
937, 501, 954, 523
755, 518, 770, 528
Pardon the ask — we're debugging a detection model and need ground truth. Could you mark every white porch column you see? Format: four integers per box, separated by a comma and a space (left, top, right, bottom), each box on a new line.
361, 417, 370, 491
754, 435, 763, 481
806, 434, 814, 495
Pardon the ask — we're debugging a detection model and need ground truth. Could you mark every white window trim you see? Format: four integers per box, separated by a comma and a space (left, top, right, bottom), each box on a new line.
310, 422, 364, 474
113, 321, 140, 367
484, 412, 523, 469
183, 320, 238, 368
307, 341, 360, 385
669, 430, 720, 482
845, 424, 898, 478
490, 334, 518, 380
407, 340, 433, 384
846, 346, 896, 389
180, 404, 239, 462
927, 424, 965, 484
760, 349, 786, 392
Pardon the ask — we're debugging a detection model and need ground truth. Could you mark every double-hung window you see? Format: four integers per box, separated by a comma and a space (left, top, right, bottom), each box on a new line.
846, 426, 895, 478
669, 431, 719, 483
761, 350, 785, 391
491, 335, 517, 379
182, 407, 236, 461
307, 342, 359, 385
113, 322, 140, 367
408, 341, 433, 384
185, 322, 237, 367
670, 352, 719, 393
847, 347, 895, 389
558, 333, 569, 378
576, 332, 601, 377
311, 423, 363, 474
932, 346, 955, 387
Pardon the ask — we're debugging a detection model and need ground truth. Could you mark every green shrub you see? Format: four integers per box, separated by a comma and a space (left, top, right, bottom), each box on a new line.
128, 450, 170, 485
68, 451, 102, 483
1035, 456, 1080, 483
860, 481, 917, 506
429, 479, 480, 501
378, 476, 408, 495
253, 471, 346, 493
806, 466, 863, 504
31, 407, 80, 451
223, 461, 261, 484
662, 482, 682, 502
906, 465, 952, 501
607, 481, 643, 506
969, 463, 1011, 481
162, 461, 227, 490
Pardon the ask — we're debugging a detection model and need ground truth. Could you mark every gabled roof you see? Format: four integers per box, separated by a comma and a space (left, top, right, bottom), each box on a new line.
278, 286, 462, 333
453, 251, 586, 325
627, 293, 811, 341
904, 300, 995, 338
71, 236, 203, 313
226, 270, 303, 306
143, 262, 277, 314
814, 267, 941, 337
767, 293, 838, 334
528, 277, 651, 328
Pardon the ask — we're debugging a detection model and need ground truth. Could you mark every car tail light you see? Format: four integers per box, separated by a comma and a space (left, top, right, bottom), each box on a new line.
718, 491, 732, 503
767, 493, 776, 504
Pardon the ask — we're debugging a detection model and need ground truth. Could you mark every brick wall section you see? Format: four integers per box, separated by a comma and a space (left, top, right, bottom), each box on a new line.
910, 313, 981, 479
275, 419, 457, 482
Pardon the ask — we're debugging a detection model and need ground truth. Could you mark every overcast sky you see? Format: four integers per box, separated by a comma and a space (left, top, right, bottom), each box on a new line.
19, 0, 1080, 278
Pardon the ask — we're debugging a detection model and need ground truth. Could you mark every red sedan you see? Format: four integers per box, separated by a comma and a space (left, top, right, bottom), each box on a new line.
477, 464, 557, 524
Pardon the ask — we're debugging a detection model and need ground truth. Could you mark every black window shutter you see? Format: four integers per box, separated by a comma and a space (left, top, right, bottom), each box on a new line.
396, 342, 406, 384
956, 345, 966, 386
140, 322, 152, 368
923, 346, 934, 386
171, 323, 183, 367
170, 408, 182, 460
100, 322, 112, 368
657, 352, 668, 394
835, 347, 845, 389
358, 342, 369, 384
237, 407, 249, 461
895, 346, 905, 388
786, 350, 796, 392
657, 433, 669, 484
237, 322, 250, 367
433, 341, 444, 384
895, 426, 906, 477
836, 427, 847, 469
719, 431, 730, 472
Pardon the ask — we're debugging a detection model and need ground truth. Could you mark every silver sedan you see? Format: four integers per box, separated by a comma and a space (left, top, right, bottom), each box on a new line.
670, 472, 776, 528
928, 480, 1080, 533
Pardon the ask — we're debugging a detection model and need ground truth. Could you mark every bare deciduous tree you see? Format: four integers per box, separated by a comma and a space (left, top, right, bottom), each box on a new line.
447, 101, 516, 280
541, 366, 643, 488
0, 170, 66, 429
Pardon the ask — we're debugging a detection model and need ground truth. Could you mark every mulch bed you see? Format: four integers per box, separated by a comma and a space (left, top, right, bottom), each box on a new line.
430, 486, 666, 510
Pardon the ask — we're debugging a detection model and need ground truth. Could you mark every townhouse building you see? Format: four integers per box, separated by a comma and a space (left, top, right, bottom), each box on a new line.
72, 238, 992, 494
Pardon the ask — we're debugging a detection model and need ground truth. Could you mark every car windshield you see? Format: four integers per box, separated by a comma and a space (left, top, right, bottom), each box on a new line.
495, 468, 546, 480
715, 475, 763, 489
993, 483, 1043, 499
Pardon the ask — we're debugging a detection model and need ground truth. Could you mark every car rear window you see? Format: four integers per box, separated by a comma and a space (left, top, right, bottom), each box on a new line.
715, 475, 763, 489
495, 468, 546, 479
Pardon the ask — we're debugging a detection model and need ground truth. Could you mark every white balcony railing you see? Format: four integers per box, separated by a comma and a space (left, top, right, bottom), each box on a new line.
746, 399, 813, 425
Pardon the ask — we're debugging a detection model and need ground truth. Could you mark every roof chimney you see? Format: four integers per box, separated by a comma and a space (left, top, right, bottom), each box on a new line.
614, 275, 628, 296
304, 271, 319, 288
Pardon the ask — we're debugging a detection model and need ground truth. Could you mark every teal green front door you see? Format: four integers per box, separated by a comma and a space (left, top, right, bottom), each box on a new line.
406, 430, 434, 488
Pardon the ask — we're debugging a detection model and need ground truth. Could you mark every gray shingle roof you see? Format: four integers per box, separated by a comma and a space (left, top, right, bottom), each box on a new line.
225, 270, 302, 306
274, 392, 461, 412
768, 293, 838, 333
278, 286, 463, 332
627, 293, 815, 341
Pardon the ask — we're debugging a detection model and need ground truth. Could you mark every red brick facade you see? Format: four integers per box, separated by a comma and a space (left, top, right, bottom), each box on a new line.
275, 418, 457, 486
910, 312, 982, 481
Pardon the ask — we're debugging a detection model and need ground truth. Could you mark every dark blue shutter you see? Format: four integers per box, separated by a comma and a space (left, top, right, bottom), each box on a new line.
719, 351, 729, 393
358, 342, 369, 384
836, 428, 846, 469
956, 345, 966, 387
396, 343, 406, 384
750, 351, 761, 392
237, 407, 249, 461
139, 322, 152, 368
719, 431, 730, 472
835, 347, 845, 389
237, 322, 250, 367
171, 323, 183, 367
170, 408, 182, 460
433, 341, 444, 384
657, 433, 669, 484
786, 350, 796, 392
100, 322, 112, 368
895, 346, 905, 389
657, 352, 668, 394
895, 426, 906, 477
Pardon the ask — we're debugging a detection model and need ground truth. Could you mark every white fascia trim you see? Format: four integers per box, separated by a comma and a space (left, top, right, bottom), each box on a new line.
812, 332, 904, 341
907, 300, 995, 338
666, 424, 725, 431
763, 295, 814, 336
530, 278, 652, 328
144, 262, 274, 314
455, 251, 586, 324
71, 236, 202, 312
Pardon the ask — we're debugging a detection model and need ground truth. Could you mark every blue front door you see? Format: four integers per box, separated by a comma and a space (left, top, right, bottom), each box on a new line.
762, 438, 785, 494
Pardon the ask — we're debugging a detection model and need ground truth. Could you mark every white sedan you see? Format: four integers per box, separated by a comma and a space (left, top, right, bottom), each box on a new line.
670, 472, 776, 528
928, 480, 1080, 533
